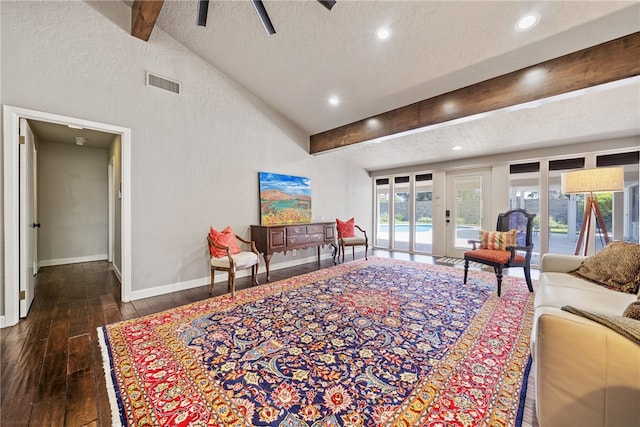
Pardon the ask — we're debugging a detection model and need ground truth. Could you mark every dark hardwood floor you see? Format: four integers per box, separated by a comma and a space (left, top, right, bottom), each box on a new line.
0, 250, 522, 426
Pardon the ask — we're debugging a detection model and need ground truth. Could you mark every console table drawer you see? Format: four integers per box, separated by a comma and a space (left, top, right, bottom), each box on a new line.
287, 225, 325, 236
305, 224, 324, 234
287, 233, 324, 246
287, 225, 307, 236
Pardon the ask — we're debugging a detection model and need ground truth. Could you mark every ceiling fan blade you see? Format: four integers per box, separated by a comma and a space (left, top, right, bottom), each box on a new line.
251, 0, 276, 35
317, 0, 336, 11
197, 0, 209, 26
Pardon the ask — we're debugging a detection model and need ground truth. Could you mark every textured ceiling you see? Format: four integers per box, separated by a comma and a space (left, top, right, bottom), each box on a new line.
150, 1, 640, 171
33, 2, 640, 170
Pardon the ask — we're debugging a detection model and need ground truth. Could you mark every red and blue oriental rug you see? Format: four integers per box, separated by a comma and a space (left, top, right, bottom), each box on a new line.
99, 258, 535, 426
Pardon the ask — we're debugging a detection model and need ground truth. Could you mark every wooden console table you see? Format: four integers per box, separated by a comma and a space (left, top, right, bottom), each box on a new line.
251, 222, 335, 281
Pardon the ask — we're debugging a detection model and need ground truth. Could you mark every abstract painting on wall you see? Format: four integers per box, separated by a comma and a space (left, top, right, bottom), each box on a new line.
259, 172, 312, 225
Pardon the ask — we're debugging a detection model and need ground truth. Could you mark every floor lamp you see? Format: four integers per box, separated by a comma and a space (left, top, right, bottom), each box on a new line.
561, 167, 624, 256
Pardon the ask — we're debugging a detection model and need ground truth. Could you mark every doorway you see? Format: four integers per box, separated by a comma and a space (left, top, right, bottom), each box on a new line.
3, 105, 132, 327
445, 168, 492, 258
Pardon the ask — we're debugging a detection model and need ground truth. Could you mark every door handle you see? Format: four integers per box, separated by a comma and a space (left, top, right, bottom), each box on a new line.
32, 223, 41, 228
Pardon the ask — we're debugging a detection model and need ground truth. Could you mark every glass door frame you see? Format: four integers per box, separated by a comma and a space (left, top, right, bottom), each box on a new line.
445, 168, 492, 258
373, 172, 434, 254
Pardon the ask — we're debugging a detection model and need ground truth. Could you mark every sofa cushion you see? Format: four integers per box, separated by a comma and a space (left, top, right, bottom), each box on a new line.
534, 279, 636, 316
571, 241, 640, 294
478, 229, 517, 250
538, 271, 624, 293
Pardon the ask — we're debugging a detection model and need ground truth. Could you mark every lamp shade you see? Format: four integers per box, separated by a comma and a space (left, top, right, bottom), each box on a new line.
561, 167, 624, 194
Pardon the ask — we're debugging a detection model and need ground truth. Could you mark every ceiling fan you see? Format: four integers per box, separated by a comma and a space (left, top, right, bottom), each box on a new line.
197, 0, 336, 35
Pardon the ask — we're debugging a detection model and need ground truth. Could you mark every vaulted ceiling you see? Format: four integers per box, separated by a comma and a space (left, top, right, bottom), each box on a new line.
133, 1, 640, 172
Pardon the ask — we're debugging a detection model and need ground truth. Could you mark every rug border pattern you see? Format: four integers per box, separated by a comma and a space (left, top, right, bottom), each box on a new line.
99, 258, 535, 427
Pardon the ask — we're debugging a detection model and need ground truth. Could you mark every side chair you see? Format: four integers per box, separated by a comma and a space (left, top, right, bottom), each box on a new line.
463, 209, 536, 296
335, 217, 368, 263
207, 227, 260, 297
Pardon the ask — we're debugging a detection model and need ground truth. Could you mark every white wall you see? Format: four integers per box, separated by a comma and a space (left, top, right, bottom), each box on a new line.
37, 141, 109, 265
0, 0, 372, 313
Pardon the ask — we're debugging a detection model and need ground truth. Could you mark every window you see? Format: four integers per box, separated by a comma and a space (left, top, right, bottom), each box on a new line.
375, 178, 389, 248
548, 158, 585, 255
509, 162, 540, 264
414, 174, 433, 253
393, 176, 410, 250
595, 151, 640, 247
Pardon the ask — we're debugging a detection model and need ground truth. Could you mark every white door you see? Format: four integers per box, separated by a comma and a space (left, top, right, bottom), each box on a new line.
19, 118, 37, 317
445, 169, 492, 258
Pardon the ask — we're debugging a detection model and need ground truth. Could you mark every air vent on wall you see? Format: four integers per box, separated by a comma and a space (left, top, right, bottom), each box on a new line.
145, 71, 180, 94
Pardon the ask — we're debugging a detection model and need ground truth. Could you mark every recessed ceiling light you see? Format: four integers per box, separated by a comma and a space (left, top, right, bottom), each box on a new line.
68, 124, 83, 129
515, 13, 540, 32
376, 27, 391, 41
328, 95, 340, 106
452, 146, 462, 151
75, 136, 87, 146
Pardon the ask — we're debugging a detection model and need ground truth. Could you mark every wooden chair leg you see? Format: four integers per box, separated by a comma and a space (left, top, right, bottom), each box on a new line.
252, 264, 259, 286
495, 267, 503, 297
209, 268, 215, 294
364, 243, 368, 260
352, 246, 355, 260
524, 265, 533, 292
230, 270, 236, 297
463, 259, 469, 284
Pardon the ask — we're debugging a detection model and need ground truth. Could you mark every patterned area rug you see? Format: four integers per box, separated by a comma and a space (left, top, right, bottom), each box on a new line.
99, 258, 535, 426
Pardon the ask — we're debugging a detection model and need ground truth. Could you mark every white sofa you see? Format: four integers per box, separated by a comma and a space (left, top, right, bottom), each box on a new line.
531, 253, 640, 427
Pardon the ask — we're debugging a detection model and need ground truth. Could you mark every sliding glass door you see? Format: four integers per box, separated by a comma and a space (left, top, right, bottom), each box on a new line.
446, 169, 491, 258
393, 177, 410, 250
375, 178, 390, 248
509, 163, 541, 265
414, 174, 433, 253
374, 173, 434, 254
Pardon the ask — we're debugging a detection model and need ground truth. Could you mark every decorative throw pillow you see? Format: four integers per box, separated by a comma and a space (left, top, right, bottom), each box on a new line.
571, 241, 640, 294
336, 217, 356, 238
623, 300, 640, 321
478, 229, 517, 250
209, 226, 242, 258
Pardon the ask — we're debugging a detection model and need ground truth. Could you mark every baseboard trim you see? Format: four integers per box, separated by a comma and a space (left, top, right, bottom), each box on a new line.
112, 263, 122, 282
39, 254, 108, 267
0, 315, 6, 328
128, 252, 335, 301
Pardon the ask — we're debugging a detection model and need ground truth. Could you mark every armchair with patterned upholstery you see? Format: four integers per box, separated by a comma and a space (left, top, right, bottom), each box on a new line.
463, 209, 536, 296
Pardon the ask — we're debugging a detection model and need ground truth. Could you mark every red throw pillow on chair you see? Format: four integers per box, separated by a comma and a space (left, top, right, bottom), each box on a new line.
209, 226, 242, 258
336, 217, 356, 238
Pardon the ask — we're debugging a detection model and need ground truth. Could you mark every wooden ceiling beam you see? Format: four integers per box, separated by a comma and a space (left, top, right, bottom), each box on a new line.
131, 0, 165, 42
310, 32, 640, 155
